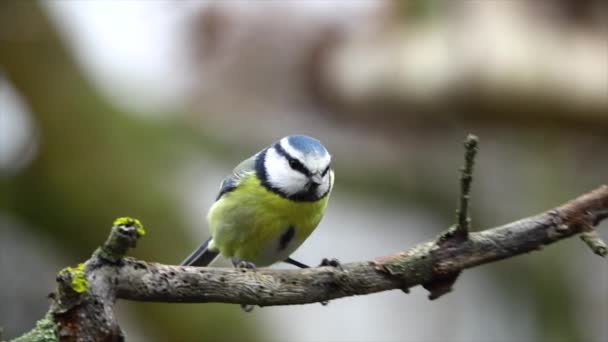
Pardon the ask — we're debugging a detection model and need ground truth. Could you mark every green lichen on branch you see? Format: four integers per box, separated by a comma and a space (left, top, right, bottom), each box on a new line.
113, 216, 145, 236
11, 311, 57, 342
59, 263, 88, 294
97, 217, 145, 263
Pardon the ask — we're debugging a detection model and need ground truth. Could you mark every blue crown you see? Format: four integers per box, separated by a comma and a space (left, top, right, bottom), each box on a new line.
287, 135, 328, 156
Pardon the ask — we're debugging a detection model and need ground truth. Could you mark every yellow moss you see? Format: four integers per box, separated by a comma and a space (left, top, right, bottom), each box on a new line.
59, 263, 89, 294
113, 216, 145, 236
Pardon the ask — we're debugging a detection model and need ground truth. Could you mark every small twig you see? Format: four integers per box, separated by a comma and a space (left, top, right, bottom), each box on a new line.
425, 135, 479, 299
95, 217, 145, 263
580, 230, 607, 257
455, 134, 479, 237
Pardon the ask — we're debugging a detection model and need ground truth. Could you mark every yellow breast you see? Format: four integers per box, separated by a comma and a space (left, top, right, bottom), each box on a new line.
207, 171, 332, 265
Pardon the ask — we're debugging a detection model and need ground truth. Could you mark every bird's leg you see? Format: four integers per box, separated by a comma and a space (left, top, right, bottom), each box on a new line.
284, 257, 310, 269
231, 258, 257, 312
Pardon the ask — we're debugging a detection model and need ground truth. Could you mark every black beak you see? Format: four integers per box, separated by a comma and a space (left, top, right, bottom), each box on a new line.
310, 173, 323, 186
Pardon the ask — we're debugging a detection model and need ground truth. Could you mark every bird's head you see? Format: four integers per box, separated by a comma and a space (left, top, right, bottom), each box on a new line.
257, 135, 332, 201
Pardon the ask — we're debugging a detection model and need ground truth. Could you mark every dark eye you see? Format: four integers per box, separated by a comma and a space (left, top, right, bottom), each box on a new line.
289, 159, 298, 169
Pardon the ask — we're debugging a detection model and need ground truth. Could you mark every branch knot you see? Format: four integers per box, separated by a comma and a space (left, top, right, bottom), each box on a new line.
96, 217, 145, 263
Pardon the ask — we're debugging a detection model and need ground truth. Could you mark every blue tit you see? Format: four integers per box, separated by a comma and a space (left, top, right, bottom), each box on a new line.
182, 135, 334, 268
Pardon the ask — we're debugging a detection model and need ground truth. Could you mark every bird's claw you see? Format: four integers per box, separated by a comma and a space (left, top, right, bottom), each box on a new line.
232, 260, 255, 312
319, 258, 342, 307
319, 258, 343, 271
234, 260, 257, 270
234, 260, 257, 311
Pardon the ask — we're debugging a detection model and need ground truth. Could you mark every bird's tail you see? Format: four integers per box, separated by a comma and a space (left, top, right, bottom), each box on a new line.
181, 237, 220, 266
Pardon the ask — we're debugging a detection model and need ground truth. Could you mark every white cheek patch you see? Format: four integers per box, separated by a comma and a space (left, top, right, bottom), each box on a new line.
264, 147, 308, 196
316, 172, 331, 197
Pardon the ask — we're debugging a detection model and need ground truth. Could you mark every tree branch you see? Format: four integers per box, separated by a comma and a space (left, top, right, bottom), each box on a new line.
115, 185, 608, 306
12, 139, 608, 341
580, 230, 608, 257
455, 134, 478, 237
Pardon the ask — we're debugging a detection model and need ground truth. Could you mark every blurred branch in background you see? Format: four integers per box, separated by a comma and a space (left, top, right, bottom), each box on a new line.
187, 0, 607, 133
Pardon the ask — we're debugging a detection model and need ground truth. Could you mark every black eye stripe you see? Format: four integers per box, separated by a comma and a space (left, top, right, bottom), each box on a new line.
321, 164, 330, 176
287, 156, 310, 176
274, 143, 311, 176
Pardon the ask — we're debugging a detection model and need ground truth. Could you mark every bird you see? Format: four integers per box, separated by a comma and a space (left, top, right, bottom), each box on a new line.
182, 135, 334, 269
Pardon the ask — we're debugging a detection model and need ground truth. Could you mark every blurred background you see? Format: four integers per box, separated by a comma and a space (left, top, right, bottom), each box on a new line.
1, 1, 606, 341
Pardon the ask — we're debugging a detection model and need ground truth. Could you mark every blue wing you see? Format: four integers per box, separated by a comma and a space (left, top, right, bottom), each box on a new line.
216, 154, 257, 200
